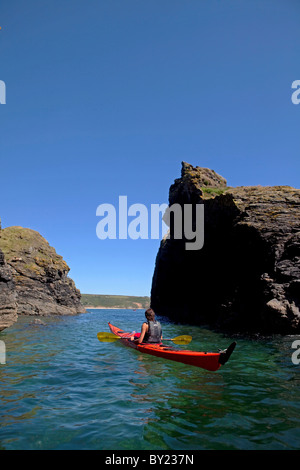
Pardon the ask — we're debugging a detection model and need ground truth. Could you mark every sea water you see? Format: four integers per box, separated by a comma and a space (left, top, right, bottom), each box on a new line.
0, 309, 299, 450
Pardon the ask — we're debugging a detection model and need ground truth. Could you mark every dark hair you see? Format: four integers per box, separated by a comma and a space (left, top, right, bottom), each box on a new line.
145, 308, 155, 322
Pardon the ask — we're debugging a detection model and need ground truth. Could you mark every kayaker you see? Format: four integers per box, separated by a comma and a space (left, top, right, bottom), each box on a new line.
131, 308, 162, 344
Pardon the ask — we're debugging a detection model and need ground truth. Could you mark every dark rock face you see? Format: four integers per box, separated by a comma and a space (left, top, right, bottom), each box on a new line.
0, 225, 86, 330
0, 249, 18, 331
151, 162, 300, 334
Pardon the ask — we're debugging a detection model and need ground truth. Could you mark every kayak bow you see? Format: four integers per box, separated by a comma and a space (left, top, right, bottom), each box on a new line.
108, 322, 236, 372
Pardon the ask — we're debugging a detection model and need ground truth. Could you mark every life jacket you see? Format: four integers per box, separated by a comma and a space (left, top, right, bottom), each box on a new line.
144, 321, 162, 343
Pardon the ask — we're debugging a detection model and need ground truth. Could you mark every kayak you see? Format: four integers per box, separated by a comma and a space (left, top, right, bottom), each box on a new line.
108, 322, 236, 372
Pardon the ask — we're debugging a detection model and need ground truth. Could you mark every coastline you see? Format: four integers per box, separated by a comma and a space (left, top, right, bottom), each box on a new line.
85, 306, 145, 310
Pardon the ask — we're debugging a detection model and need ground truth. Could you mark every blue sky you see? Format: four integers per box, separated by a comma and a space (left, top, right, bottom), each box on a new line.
0, 0, 299, 296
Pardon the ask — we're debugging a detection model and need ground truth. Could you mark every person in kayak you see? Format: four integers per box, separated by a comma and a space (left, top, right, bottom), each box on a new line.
131, 308, 162, 344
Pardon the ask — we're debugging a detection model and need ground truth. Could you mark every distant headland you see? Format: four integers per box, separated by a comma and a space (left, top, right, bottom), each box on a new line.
81, 294, 150, 310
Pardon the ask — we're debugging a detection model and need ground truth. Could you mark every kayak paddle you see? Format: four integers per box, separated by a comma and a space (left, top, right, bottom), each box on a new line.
97, 332, 192, 345
97, 332, 123, 342
165, 335, 192, 345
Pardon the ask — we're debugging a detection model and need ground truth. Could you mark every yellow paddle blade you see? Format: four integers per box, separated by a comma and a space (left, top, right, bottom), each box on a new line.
97, 332, 120, 342
97, 332, 192, 345
170, 335, 192, 345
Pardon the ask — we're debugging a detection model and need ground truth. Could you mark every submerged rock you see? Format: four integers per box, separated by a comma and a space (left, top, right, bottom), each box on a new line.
0, 224, 86, 330
151, 162, 300, 334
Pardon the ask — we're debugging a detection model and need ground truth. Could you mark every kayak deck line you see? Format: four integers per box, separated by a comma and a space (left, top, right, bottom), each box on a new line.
108, 322, 236, 372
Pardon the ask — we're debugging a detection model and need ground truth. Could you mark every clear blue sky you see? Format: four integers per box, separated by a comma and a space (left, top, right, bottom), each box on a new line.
0, 0, 299, 296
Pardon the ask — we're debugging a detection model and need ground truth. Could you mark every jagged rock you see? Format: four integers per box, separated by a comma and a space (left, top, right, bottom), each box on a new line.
169, 162, 227, 206
151, 162, 300, 334
0, 226, 86, 323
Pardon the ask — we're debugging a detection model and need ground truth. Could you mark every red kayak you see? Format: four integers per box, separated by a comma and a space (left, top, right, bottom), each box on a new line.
108, 322, 236, 372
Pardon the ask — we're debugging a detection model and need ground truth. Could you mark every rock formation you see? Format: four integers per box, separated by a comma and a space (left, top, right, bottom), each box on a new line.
151, 162, 300, 334
0, 248, 17, 331
0, 222, 86, 331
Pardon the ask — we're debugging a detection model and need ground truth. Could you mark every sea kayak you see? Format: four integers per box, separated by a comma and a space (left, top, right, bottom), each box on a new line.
108, 322, 236, 372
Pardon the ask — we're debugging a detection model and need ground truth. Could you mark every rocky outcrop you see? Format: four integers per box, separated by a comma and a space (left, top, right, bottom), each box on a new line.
151, 162, 300, 334
0, 248, 17, 331
0, 225, 86, 329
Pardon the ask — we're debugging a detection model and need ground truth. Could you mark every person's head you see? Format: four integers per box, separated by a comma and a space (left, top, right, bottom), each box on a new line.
145, 308, 155, 322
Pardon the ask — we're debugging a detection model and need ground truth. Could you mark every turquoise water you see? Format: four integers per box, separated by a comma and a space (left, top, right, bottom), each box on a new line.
0, 309, 299, 450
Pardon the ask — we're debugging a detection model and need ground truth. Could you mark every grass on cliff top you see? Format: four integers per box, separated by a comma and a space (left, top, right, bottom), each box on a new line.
81, 294, 150, 309
0, 226, 68, 271
201, 186, 229, 198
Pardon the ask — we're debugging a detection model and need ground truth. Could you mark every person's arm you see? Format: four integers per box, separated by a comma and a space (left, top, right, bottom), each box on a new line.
131, 323, 148, 343
138, 322, 148, 344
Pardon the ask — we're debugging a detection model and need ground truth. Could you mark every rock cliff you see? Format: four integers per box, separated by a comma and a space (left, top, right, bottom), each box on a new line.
0, 223, 86, 330
151, 162, 300, 334
0, 248, 17, 332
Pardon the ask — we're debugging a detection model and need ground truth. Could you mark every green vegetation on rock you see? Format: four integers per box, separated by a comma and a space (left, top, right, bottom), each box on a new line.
201, 186, 228, 198
0, 226, 69, 279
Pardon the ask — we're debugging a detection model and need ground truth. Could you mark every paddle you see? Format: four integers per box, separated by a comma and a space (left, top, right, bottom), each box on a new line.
97, 332, 192, 345
167, 335, 192, 345
97, 332, 131, 342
